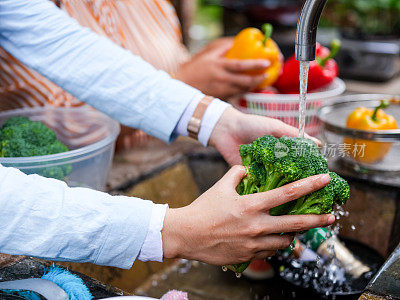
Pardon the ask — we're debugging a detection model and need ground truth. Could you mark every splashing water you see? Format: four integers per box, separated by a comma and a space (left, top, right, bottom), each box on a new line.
277, 205, 369, 296
178, 259, 193, 274
278, 257, 364, 296
298, 61, 310, 138
334, 206, 349, 221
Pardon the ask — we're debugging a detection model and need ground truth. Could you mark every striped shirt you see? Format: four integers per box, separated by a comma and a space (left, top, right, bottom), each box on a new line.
0, 0, 189, 110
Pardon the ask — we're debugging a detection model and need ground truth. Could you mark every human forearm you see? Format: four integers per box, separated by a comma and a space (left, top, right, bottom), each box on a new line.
0, 165, 153, 268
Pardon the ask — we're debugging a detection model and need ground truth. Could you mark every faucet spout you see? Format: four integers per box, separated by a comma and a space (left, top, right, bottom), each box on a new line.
295, 0, 328, 62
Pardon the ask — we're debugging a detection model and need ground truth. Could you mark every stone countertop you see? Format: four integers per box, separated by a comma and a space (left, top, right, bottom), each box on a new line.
107, 137, 212, 192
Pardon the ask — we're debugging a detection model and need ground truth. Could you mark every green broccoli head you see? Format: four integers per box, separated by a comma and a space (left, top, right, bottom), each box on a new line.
237, 135, 330, 197
252, 135, 277, 164
227, 135, 350, 273
236, 135, 349, 216
0, 116, 71, 180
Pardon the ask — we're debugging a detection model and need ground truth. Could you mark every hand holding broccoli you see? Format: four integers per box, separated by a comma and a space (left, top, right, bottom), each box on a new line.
161, 166, 335, 268
227, 135, 350, 273
237, 135, 349, 216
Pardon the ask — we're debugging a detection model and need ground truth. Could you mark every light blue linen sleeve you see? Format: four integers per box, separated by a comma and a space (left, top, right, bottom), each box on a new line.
0, 0, 204, 143
0, 164, 153, 269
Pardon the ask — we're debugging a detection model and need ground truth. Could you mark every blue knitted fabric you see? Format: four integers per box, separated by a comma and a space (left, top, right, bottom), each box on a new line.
42, 267, 93, 300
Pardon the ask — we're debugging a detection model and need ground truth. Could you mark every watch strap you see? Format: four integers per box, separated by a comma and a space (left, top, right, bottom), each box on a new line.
187, 96, 214, 140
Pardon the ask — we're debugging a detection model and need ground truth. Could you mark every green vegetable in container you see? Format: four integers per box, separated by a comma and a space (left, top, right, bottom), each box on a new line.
0, 116, 71, 180
227, 135, 350, 274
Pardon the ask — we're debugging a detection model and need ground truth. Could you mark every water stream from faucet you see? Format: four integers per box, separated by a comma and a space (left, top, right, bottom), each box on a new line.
298, 61, 310, 138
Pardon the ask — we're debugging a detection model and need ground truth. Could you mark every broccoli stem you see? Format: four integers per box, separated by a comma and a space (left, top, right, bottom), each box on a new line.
288, 195, 324, 215
260, 170, 283, 192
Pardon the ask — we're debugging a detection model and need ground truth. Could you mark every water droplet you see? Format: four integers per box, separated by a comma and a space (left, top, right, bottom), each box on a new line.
192, 260, 199, 267
235, 272, 242, 278
221, 266, 228, 272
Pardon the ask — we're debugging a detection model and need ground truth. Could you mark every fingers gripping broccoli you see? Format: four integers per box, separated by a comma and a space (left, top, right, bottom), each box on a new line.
0, 116, 71, 180
286, 171, 350, 215
228, 135, 350, 273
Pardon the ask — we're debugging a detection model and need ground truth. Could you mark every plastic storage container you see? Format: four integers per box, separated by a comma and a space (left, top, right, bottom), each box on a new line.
0, 107, 120, 191
235, 78, 346, 136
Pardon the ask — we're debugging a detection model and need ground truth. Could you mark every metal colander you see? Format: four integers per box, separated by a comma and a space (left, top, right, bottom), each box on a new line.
318, 94, 400, 172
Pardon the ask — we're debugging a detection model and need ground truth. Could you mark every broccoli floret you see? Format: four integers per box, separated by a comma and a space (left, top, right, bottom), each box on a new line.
237, 136, 324, 197
237, 162, 267, 195
0, 116, 71, 180
330, 171, 350, 207
239, 144, 254, 167
227, 135, 350, 273
237, 135, 348, 216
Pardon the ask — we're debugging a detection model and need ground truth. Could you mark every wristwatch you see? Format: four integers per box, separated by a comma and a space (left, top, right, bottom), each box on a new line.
187, 96, 214, 140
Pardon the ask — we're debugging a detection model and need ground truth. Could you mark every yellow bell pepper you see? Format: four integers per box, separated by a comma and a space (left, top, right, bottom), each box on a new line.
344, 100, 398, 164
225, 24, 283, 89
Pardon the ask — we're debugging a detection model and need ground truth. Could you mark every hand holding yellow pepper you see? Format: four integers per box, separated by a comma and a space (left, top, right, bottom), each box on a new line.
345, 100, 398, 164
225, 24, 283, 89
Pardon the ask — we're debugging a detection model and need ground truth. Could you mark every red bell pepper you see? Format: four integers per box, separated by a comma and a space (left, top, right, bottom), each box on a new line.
274, 39, 341, 94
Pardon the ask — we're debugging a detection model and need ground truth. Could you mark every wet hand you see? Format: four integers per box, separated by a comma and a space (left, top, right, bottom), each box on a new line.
161, 166, 334, 265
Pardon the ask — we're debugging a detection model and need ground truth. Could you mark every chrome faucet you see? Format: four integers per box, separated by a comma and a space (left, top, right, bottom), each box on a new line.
295, 0, 328, 62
